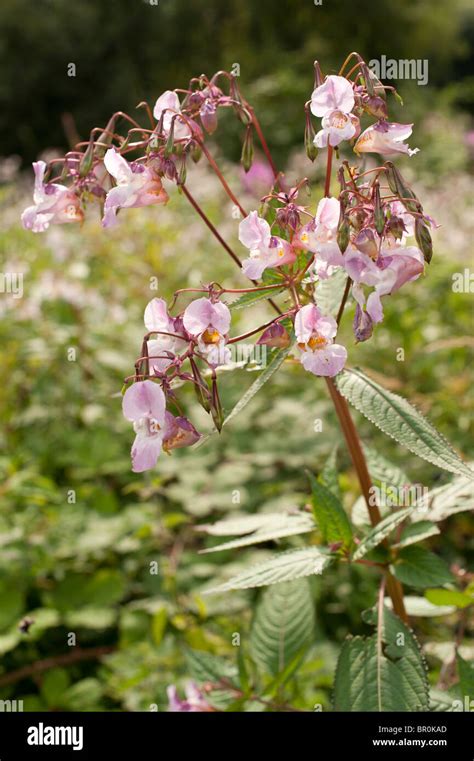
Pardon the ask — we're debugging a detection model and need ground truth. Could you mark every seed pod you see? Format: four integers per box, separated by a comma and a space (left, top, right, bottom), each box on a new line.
191, 142, 202, 164
415, 218, 433, 264
177, 155, 187, 186
304, 110, 318, 162
313, 60, 323, 88
79, 136, 95, 177
189, 357, 211, 413
241, 125, 254, 173
373, 182, 385, 236
384, 162, 419, 214
164, 119, 175, 159
210, 377, 224, 432
337, 213, 351, 254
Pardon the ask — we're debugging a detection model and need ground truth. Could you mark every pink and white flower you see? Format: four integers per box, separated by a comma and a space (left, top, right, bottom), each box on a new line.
167, 682, 212, 712
355, 122, 419, 157
238, 211, 296, 279
310, 76, 355, 117
153, 90, 192, 141
314, 111, 360, 149
295, 304, 347, 377
144, 298, 187, 375
183, 298, 232, 367
294, 197, 344, 278
21, 161, 83, 233
344, 244, 424, 324
122, 380, 167, 472
163, 411, 201, 451
102, 149, 168, 228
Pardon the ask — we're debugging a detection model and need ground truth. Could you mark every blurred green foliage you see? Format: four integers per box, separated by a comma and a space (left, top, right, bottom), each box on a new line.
1, 0, 473, 162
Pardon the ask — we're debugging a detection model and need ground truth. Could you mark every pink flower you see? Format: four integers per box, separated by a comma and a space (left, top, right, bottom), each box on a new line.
144, 298, 186, 375
240, 159, 275, 198
238, 211, 296, 279
310, 75, 355, 117
355, 122, 419, 157
122, 381, 167, 472
183, 298, 231, 367
294, 197, 344, 278
295, 304, 347, 377
102, 149, 168, 228
167, 682, 212, 712
153, 90, 192, 141
344, 244, 424, 323
163, 411, 201, 451
21, 161, 83, 233
314, 112, 360, 149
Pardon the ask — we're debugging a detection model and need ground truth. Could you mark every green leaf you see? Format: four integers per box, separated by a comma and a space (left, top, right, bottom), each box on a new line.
249, 579, 315, 676
411, 471, 474, 522
430, 689, 458, 712
308, 473, 352, 548
457, 652, 474, 698
223, 344, 292, 428
204, 547, 332, 594
316, 269, 349, 318
393, 546, 454, 588
334, 606, 429, 711
40, 668, 70, 707
185, 648, 238, 685
394, 520, 440, 549
319, 446, 341, 500
151, 607, 168, 646
386, 595, 456, 617
336, 369, 473, 479
199, 511, 315, 553
229, 287, 285, 310
425, 588, 473, 610
363, 445, 410, 492
353, 507, 412, 561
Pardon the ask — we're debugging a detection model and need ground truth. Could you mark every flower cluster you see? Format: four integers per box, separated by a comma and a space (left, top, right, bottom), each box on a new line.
21, 55, 434, 473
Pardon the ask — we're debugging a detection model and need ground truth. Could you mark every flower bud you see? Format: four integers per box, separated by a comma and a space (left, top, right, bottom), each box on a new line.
241, 125, 254, 173
363, 95, 388, 120
210, 377, 224, 432
354, 228, 379, 259
200, 100, 218, 134
337, 212, 351, 253
386, 215, 406, 241
373, 182, 385, 235
79, 136, 95, 178
163, 412, 201, 451
164, 119, 175, 159
305, 110, 318, 162
191, 142, 202, 164
353, 304, 373, 343
415, 218, 433, 264
257, 322, 290, 348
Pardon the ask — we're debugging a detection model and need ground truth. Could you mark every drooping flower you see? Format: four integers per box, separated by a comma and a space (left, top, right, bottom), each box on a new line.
144, 298, 186, 375
257, 321, 291, 348
314, 111, 360, 149
294, 304, 347, 377
310, 75, 355, 117
355, 122, 419, 157
167, 682, 213, 712
153, 90, 192, 141
122, 380, 167, 472
344, 244, 424, 325
21, 161, 83, 233
163, 411, 201, 451
102, 149, 168, 228
183, 298, 232, 367
238, 211, 295, 280
294, 197, 344, 278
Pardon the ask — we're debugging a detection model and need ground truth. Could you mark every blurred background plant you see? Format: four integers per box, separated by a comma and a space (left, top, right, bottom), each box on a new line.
0, 0, 472, 712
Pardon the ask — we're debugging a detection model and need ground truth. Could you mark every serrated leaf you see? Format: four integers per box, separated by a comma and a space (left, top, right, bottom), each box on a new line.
204, 547, 332, 594
315, 269, 349, 318
249, 579, 315, 676
425, 588, 473, 610
308, 473, 352, 548
457, 652, 474, 699
229, 287, 286, 310
199, 511, 314, 554
394, 520, 440, 549
336, 369, 473, 479
411, 471, 474, 522
385, 595, 456, 617
363, 445, 409, 492
430, 689, 458, 712
185, 648, 238, 685
334, 606, 429, 711
393, 546, 454, 589
223, 344, 292, 428
319, 446, 341, 500
353, 507, 412, 561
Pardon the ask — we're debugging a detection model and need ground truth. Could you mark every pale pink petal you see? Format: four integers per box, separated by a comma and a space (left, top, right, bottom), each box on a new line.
314, 313, 338, 340
238, 211, 271, 250
122, 380, 166, 424
316, 197, 340, 230
210, 301, 231, 335
144, 298, 172, 332
241, 256, 267, 280
295, 304, 320, 343
153, 90, 181, 123
310, 75, 355, 117
104, 149, 132, 184
131, 433, 163, 472
301, 343, 347, 377
183, 298, 216, 336
366, 290, 384, 323
314, 129, 329, 149
102, 185, 134, 228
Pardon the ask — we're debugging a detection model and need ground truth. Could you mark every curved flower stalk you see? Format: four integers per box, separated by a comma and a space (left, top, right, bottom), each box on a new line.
22, 53, 439, 626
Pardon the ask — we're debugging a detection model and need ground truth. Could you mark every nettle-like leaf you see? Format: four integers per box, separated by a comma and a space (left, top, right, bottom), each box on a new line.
333, 606, 429, 711
308, 473, 352, 549
198, 510, 315, 554
425, 588, 473, 610
228, 287, 286, 311
430, 689, 458, 712
393, 520, 440, 549
204, 547, 332, 594
223, 344, 292, 428
315, 269, 349, 318
363, 445, 410, 492
249, 579, 315, 676
185, 647, 238, 685
411, 470, 474, 522
352, 507, 412, 561
319, 446, 341, 500
336, 369, 473, 480
392, 546, 454, 589
457, 652, 474, 699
